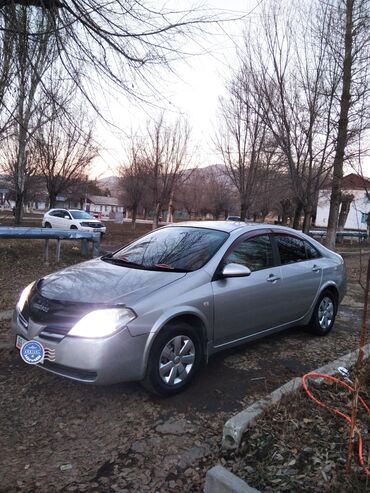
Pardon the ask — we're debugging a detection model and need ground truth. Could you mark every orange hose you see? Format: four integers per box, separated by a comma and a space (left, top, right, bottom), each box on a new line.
302, 372, 370, 477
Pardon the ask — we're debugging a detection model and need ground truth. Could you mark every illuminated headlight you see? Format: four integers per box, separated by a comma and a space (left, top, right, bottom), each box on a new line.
16, 281, 35, 312
68, 308, 136, 338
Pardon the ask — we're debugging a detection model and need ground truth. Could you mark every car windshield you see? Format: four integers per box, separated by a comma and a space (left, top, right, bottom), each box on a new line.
107, 227, 228, 272
70, 211, 93, 219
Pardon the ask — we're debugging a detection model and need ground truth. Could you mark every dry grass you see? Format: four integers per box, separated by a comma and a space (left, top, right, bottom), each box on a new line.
222, 363, 370, 492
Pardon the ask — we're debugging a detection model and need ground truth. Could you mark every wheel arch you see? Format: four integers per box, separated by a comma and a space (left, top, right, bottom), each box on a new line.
141, 309, 209, 376
319, 283, 339, 306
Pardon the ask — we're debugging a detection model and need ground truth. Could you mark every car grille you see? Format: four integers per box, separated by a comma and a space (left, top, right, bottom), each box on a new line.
80, 222, 104, 228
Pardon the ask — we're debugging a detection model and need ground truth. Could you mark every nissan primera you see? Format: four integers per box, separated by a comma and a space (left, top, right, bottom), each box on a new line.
13, 222, 346, 395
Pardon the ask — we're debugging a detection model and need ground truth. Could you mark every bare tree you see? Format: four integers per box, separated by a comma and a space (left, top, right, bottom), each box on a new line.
204, 167, 234, 219
325, 0, 370, 249
144, 113, 191, 229
0, 1, 219, 108
34, 103, 98, 208
216, 69, 272, 221
2, 6, 58, 223
118, 136, 150, 230
239, 1, 341, 233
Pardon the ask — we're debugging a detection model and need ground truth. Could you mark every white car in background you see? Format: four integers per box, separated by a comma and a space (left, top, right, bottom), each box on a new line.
42, 209, 107, 235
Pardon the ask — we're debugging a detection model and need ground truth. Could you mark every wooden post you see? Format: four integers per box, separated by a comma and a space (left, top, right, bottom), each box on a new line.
44, 239, 49, 265
81, 239, 88, 256
92, 235, 100, 258
56, 238, 61, 262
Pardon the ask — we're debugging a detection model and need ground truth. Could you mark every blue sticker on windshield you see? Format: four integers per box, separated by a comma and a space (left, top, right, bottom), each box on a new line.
20, 340, 45, 365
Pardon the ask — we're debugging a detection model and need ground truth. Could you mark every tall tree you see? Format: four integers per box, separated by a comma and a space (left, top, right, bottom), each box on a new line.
5, 6, 57, 223
144, 113, 191, 229
119, 136, 150, 230
34, 103, 98, 208
240, 1, 339, 233
325, 0, 370, 249
216, 70, 271, 221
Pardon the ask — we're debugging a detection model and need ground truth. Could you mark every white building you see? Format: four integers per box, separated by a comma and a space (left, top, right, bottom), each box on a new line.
316, 173, 370, 231
85, 195, 124, 218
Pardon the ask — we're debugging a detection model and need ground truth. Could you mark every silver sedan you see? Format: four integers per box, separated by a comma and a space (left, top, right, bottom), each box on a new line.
13, 222, 346, 395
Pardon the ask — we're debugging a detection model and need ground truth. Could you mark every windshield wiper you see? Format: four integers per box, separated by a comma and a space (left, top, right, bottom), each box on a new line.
101, 257, 143, 268
152, 264, 190, 273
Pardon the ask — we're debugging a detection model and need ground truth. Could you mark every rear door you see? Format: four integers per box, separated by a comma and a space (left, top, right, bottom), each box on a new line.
212, 232, 285, 346
272, 234, 322, 322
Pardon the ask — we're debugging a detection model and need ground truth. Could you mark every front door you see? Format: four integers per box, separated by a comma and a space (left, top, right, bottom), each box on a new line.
212, 233, 285, 346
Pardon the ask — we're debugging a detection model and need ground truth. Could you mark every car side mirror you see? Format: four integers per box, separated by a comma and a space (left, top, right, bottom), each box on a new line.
221, 263, 252, 278
64, 215, 71, 219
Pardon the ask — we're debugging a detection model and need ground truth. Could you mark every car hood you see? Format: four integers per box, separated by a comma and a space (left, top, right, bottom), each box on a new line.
39, 258, 187, 305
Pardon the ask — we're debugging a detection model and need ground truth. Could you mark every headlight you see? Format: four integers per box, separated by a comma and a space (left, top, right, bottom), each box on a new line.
68, 308, 136, 338
17, 281, 35, 312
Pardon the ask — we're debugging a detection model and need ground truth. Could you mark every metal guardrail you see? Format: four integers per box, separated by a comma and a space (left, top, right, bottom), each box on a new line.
0, 227, 101, 263
309, 230, 368, 240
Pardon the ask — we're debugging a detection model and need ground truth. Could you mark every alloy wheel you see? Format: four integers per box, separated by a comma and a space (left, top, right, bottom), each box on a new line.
318, 296, 334, 330
159, 335, 195, 386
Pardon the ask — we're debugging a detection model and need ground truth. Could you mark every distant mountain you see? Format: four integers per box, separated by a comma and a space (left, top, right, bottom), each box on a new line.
97, 175, 119, 188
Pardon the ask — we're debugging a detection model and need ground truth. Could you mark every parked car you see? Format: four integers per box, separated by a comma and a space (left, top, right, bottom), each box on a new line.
42, 209, 106, 235
13, 222, 346, 395
226, 215, 242, 221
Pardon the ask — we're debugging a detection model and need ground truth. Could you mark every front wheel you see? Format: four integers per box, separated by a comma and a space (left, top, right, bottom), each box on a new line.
142, 324, 202, 396
44, 222, 52, 228
309, 290, 337, 336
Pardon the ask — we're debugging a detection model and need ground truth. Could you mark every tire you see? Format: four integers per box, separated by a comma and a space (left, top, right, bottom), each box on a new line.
142, 324, 202, 396
44, 222, 52, 228
309, 290, 337, 336
70, 225, 78, 230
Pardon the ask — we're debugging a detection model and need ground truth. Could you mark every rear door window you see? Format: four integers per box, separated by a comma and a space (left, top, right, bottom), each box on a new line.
275, 235, 307, 264
225, 235, 274, 272
305, 241, 321, 259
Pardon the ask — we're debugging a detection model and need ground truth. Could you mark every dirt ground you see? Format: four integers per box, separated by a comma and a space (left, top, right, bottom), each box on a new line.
0, 235, 368, 492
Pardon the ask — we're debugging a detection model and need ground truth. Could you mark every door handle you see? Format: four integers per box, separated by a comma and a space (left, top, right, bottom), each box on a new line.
312, 265, 321, 273
266, 274, 280, 283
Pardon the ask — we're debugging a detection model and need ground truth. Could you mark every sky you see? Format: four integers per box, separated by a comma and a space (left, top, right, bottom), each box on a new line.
91, 1, 258, 179
90, 0, 370, 180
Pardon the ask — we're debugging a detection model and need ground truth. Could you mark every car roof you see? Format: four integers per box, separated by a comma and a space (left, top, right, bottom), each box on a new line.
164, 220, 314, 236
165, 220, 277, 233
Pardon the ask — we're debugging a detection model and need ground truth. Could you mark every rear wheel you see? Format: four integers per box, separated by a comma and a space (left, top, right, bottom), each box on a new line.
309, 290, 337, 336
44, 222, 52, 228
142, 324, 202, 396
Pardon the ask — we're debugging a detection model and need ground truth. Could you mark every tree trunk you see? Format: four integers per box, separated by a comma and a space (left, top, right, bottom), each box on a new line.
302, 206, 313, 234
292, 202, 303, 230
240, 202, 247, 221
131, 206, 137, 231
325, 0, 354, 250
166, 192, 174, 223
337, 193, 354, 244
14, 192, 24, 225
49, 193, 57, 209
338, 194, 354, 231
152, 202, 161, 229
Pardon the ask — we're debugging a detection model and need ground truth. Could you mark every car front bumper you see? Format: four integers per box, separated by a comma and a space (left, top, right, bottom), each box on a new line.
79, 226, 107, 234
12, 310, 149, 385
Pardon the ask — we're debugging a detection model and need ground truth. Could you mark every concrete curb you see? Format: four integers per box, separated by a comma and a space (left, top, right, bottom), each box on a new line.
222, 343, 370, 450
0, 310, 12, 321
204, 465, 260, 493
